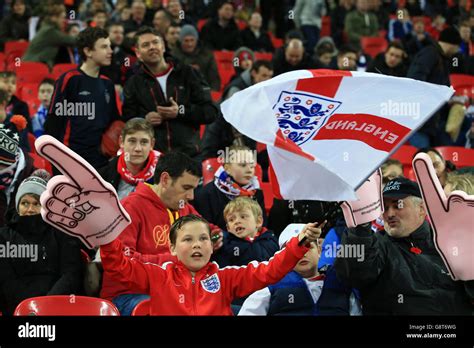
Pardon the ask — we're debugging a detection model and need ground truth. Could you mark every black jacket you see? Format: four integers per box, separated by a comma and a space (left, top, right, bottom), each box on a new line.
122, 60, 219, 158
0, 10, 30, 50
272, 48, 316, 76
97, 156, 121, 191
0, 214, 83, 315
193, 181, 267, 231
200, 18, 242, 51
334, 221, 472, 315
212, 228, 279, 268
240, 27, 274, 53
366, 52, 408, 77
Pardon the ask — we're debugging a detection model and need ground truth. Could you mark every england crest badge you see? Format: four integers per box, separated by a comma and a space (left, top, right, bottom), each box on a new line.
273, 91, 342, 145
201, 274, 221, 293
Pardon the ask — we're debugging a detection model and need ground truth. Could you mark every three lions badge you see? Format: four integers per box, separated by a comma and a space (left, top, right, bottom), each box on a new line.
201, 274, 221, 293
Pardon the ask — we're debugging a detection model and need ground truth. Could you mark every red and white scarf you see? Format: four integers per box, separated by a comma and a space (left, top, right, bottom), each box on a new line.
117, 150, 161, 185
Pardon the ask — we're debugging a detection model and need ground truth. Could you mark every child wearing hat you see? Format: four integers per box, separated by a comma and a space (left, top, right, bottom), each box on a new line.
0, 115, 35, 227
239, 223, 362, 316
0, 170, 83, 315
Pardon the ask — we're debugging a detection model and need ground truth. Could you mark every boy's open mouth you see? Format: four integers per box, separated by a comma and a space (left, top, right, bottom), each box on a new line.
191, 252, 203, 258
235, 226, 245, 234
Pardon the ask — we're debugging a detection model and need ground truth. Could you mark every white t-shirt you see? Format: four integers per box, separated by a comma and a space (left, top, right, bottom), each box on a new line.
155, 64, 173, 100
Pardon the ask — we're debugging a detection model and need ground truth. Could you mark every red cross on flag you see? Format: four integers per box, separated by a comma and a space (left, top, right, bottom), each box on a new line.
221, 69, 454, 201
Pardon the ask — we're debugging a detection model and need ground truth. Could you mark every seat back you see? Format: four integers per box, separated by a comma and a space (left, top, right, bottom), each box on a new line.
15, 62, 50, 84
131, 299, 151, 316
360, 37, 388, 58
29, 152, 53, 175
14, 295, 120, 316
51, 63, 78, 79
434, 146, 474, 168
390, 145, 418, 166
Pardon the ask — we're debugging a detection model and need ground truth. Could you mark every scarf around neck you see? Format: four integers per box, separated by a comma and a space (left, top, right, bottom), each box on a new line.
213, 165, 260, 198
117, 150, 160, 185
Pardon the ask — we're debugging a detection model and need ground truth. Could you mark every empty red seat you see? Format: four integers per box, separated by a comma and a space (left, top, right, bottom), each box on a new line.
320, 16, 331, 37
131, 299, 150, 316
14, 295, 120, 316
0, 52, 5, 70
254, 52, 273, 61
434, 146, 474, 168
27, 133, 36, 154
390, 145, 418, 166
361, 37, 388, 58
19, 82, 40, 100
450, 74, 474, 98
15, 62, 50, 84
197, 19, 208, 32
29, 152, 53, 175
211, 90, 222, 102
22, 95, 42, 117
269, 32, 283, 49
51, 63, 77, 79
4, 41, 29, 56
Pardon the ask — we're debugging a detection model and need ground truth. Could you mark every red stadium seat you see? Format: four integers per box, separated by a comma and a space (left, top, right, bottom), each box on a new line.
0, 52, 5, 70
236, 19, 247, 30
202, 157, 220, 185
320, 16, 331, 37
254, 52, 273, 61
434, 146, 474, 168
214, 51, 235, 90
390, 145, 418, 166
19, 82, 40, 100
51, 63, 78, 79
28, 133, 36, 155
29, 152, 53, 175
131, 299, 150, 316
260, 182, 274, 214
269, 32, 283, 49
15, 62, 50, 84
197, 19, 207, 32
450, 74, 474, 98
405, 166, 417, 181
14, 295, 120, 316
211, 90, 222, 102
360, 37, 388, 58
22, 95, 42, 118
4, 41, 29, 56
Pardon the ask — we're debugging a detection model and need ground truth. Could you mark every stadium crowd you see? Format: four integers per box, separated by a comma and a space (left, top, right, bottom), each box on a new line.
0, 0, 473, 316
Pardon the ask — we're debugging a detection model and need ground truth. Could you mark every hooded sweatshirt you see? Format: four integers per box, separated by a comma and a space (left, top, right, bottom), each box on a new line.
100, 182, 218, 300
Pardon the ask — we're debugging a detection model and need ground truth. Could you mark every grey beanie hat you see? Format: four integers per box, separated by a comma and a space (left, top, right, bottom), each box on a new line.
179, 24, 199, 42
15, 172, 49, 212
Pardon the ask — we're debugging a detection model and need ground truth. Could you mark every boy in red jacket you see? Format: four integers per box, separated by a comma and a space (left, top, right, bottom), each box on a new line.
101, 214, 323, 315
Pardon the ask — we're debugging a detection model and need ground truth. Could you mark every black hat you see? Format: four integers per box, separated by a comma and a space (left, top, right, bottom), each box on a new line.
439, 27, 462, 46
383, 177, 422, 199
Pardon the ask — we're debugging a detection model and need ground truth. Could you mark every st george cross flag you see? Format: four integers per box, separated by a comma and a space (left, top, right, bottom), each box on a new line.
221, 69, 454, 201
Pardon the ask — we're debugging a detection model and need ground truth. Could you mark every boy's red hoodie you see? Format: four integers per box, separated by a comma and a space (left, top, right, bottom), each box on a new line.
100, 235, 309, 315
101, 182, 218, 300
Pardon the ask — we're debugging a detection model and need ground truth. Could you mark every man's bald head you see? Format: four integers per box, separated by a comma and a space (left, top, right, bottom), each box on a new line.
285, 39, 305, 66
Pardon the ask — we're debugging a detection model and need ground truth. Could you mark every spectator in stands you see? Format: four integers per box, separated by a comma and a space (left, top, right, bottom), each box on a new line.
459, 20, 473, 57
23, 4, 77, 68
194, 145, 266, 230
32, 78, 55, 138
330, 0, 355, 47
101, 23, 129, 88
100, 151, 222, 315
407, 27, 462, 147
0, 116, 34, 228
239, 223, 362, 316
45, 27, 120, 169
292, 0, 327, 53
119, 6, 132, 23
122, 0, 149, 36
0, 90, 8, 124
0, 71, 31, 152
330, 44, 358, 71
0, 0, 31, 51
344, 0, 379, 49
230, 47, 255, 82
164, 22, 181, 51
272, 39, 316, 76
55, 23, 82, 65
314, 46, 334, 68
0, 170, 83, 315
91, 9, 108, 29
240, 12, 274, 53
444, 172, 474, 194
427, 14, 448, 41
79, 0, 112, 21
387, 8, 413, 42
100, 212, 322, 315
405, 0, 422, 17
122, 27, 218, 159
99, 118, 160, 200
200, 1, 243, 50
335, 177, 472, 315
171, 24, 220, 91
166, 0, 194, 27
111, 0, 129, 23
212, 196, 277, 268
152, 8, 173, 37
366, 41, 408, 77
200, 60, 273, 160
403, 18, 434, 59
414, 147, 457, 187
381, 159, 404, 186
145, 0, 164, 23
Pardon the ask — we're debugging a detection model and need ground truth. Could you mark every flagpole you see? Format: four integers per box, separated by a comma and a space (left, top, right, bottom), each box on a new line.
298, 201, 342, 246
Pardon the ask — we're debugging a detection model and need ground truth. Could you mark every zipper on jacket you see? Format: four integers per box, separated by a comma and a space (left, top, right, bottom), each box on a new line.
191, 275, 197, 315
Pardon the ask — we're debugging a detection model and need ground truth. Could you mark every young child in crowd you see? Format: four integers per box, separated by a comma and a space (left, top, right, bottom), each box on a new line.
100, 214, 322, 315
212, 196, 278, 268
32, 78, 55, 138
239, 223, 361, 316
193, 145, 266, 230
